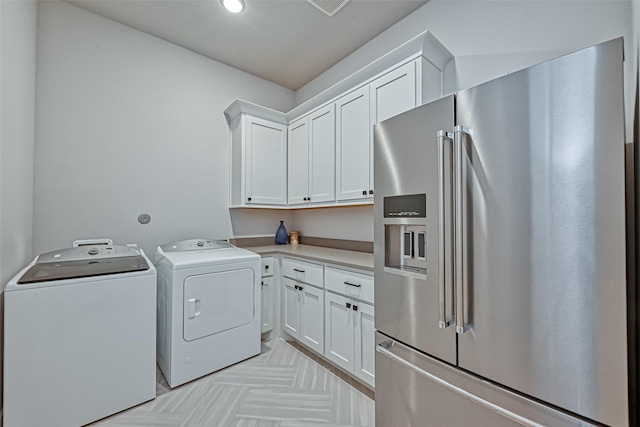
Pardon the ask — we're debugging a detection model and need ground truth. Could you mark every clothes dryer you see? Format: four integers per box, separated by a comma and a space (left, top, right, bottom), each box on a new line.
4, 245, 156, 427
155, 239, 261, 387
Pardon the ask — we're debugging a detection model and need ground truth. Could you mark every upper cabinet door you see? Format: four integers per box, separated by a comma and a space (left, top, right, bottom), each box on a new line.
245, 116, 287, 205
370, 61, 417, 125
308, 104, 335, 204
287, 117, 310, 205
336, 86, 371, 201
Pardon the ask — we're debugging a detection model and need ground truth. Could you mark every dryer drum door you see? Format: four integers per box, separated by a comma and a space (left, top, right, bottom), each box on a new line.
183, 268, 255, 342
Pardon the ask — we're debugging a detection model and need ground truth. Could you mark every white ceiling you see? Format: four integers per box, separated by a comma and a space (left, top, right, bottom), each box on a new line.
65, 0, 429, 91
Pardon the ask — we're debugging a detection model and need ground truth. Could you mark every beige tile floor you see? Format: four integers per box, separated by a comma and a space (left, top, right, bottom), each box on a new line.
91, 338, 375, 427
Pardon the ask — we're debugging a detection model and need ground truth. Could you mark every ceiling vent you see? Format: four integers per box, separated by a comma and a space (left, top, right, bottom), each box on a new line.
307, 0, 350, 17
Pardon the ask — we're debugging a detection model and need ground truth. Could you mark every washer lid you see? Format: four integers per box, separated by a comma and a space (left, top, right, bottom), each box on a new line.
17, 245, 149, 284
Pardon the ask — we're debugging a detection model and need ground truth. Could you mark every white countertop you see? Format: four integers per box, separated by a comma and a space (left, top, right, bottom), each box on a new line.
245, 244, 374, 271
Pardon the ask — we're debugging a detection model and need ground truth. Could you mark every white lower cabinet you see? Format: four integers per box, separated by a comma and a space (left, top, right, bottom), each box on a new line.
283, 277, 301, 339
324, 292, 354, 372
281, 258, 374, 388
261, 257, 274, 334
261, 276, 273, 333
354, 301, 375, 386
282, 276, 324, 354
300, 284, 324, 354
324, 291, 375, 387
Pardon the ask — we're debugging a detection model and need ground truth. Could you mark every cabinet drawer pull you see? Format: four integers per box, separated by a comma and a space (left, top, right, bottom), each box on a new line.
346, 302, 351, 309
262, 281, 265, 286
353, 305, 358, 311
293, 268, 306, 273
344, 281, 361, 288
362, 190, 367, 195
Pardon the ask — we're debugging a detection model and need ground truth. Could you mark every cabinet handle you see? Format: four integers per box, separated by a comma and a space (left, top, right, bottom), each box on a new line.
303, 197, 307, 201
293, 268, 305, 273
369, 189, 374, 195
261, 281, 264, 286
362, 190, 367, 195
346, 302, 352, 309
247, 197, 252, 202
353, 305, 358, 311
294, 285, 299, 290
308, 196, 311, 201
299, 285, 304, 291
344, 281, 361, 288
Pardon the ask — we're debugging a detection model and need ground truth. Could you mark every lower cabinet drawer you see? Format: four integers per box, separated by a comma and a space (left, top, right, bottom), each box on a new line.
325, 267, 374, 304
282, 258, 324, 287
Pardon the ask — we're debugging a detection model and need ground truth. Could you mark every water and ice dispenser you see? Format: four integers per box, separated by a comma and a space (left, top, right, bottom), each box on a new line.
383, 194, 427, 276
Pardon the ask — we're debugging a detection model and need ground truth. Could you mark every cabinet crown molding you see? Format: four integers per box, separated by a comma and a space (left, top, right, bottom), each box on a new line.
224, 30, 453, 125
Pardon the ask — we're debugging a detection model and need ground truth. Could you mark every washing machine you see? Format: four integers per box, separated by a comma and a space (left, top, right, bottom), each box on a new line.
3, 245, 156, 427
155, 239, 261, 388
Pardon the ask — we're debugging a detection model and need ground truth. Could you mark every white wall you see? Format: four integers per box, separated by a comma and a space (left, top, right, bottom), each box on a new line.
0, 0, 38, 408
293, 0, 632, 243
1, 0, 37, 285
293, 206, 373, 242
33, 1, 295, 256
299, 1, 632, 132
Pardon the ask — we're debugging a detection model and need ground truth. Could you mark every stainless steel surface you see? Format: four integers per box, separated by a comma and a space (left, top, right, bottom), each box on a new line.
375, 332, 596, 427
437, 130, 454, 329
374, 38, 629, 427
454, 125, 470, 334
376, 343, 544, 427
374, 94, 456, 365
453, 38, 628, 426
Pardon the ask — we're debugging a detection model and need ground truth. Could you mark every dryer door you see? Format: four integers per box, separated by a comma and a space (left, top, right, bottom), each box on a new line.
183, 268, 255, 342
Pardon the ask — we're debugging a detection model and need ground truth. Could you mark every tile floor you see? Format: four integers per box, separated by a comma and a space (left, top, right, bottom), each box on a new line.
92, 338, 375, 426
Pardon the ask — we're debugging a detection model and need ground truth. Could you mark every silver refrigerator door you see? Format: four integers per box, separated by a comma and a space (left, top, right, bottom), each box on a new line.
374, 95, 456, 364
455, 38, 628, 426
375, 332, 596, 427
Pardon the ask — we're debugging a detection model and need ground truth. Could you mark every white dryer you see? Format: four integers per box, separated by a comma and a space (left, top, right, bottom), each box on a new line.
4, 245, 156, 427
155, 239, 261, 388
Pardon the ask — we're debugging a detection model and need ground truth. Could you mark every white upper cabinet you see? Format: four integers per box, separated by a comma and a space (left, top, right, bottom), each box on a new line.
229, 113, 288, 206
288, 104, 335, 205
246, 116, 288, 205
335, 86, 371, 201
308, 105, 335, 203
225, 31, 453, 209
287, 117, 309, 205
370, 61, 417, 125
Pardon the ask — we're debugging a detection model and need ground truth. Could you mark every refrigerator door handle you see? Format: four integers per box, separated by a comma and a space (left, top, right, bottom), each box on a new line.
454, 125, 471, 334
376, 341, 545, 427
437, 130, 454, 329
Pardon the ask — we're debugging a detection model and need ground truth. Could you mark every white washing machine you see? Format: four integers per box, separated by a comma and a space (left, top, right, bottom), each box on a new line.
155, 239, 261, 388
4, 245, 156, 427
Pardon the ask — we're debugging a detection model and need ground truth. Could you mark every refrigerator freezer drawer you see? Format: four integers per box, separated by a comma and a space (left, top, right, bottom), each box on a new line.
375, 332, 597, 427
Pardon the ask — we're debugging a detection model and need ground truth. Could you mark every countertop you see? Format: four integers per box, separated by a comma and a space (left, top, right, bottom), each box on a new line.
245, 244, 374, 271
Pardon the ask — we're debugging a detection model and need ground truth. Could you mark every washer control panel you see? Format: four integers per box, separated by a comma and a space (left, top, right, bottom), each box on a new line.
36, 245, 142, 264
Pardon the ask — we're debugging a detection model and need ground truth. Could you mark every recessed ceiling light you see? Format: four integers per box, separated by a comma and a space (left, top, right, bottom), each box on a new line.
221, 0, 245, 13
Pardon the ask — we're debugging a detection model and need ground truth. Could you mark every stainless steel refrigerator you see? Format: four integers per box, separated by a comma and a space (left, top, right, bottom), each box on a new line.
374, 38, 632, 426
